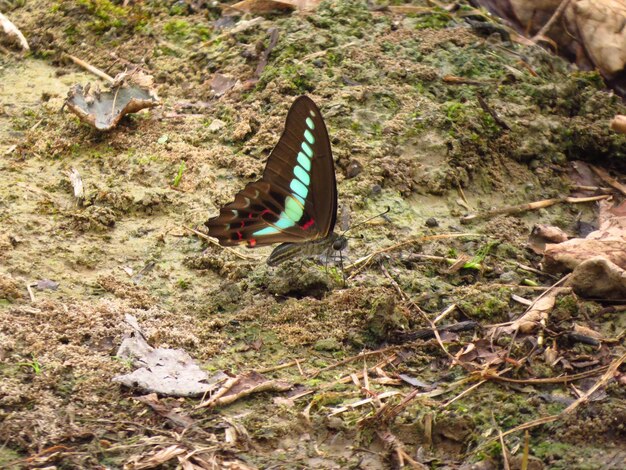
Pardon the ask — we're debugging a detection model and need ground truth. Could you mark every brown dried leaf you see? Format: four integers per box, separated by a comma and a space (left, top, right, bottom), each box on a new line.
134, 394, 196, 429
212, 370, 292, 407
210, 73, 239, 97
500, 289, 565, 334
125, 444, 187, 470
570, 256, 626, 299
226, 0, 321, 14
543, 215, 626, 272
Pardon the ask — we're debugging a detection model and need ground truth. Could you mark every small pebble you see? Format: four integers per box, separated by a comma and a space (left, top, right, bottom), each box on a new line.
425, 217, 439, 228
346, 160, 363, 179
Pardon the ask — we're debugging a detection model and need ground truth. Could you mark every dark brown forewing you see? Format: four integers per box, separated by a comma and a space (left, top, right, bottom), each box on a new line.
206, 96, 337, 247
261, 95, 337, 237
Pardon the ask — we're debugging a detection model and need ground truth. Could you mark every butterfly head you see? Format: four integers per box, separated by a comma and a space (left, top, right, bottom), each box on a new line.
331, 233, 348, 252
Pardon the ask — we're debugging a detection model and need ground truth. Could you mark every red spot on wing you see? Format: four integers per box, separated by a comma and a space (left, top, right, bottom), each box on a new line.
240, 220, 246, 228
302, 218, 315, 230
237, 231, 243, 240
260, 209, 271, 217
248, 238, 257, 247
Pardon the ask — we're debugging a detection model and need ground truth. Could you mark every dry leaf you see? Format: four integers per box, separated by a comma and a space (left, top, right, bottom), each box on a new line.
0, 12, 29, 51
543, 215, 626, 272
225, 0, 321, 15
113, 316, 228, 397
569, 256, 626, 299
65, 71, 160, 131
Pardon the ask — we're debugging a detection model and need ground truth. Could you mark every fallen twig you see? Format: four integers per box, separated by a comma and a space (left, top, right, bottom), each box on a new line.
65, 54, 114, 83
195, 376, 240, 409
183, 225, 258, 261
308, 345, 399, 379
531, 0, 572, 42
477, 94, 510, 130
26, 282, 35, 303
347, 233, 480, 276
590, 165, 626, 197
460, 195, 611, 224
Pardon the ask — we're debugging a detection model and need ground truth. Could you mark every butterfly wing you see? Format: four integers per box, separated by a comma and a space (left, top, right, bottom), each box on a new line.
206, 96, 337, 248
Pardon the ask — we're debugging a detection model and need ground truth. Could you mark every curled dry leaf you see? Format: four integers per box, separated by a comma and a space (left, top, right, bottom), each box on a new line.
543, 215, 626, 272
475, 0, 626, 94
499, 288, 568, 334
528, 224, 569, 254
0, 12, 30, 51
65, 71, 160, 131
569, 256, 626, 299
211, 370, 292, 407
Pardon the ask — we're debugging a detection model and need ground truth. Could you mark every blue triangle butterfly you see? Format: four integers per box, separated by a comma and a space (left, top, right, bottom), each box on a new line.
205, 96, 346, 265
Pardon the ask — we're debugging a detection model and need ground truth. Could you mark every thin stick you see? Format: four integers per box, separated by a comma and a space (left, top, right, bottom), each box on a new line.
433, 304, 456, 324
572, 184, 612, 193
562, 352, 626, 414
460, 195, 610, 224
442, 379, 487, 408
65, 54, 115, 83
26, 283, 36, 303
257, 359, 306, 374
381, 264, 456, 364
485, 365, 608, 384
195, 376, 239, 409
499, 428, 511, 470
347, 232, 480, 275
531, 0, 572, 42
308, 345, 399, 378
589, 165, 626, 197
183, 226, 257, 260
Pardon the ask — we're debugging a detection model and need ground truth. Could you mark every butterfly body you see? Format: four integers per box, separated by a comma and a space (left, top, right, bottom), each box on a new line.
206, 96, 345, 266
267, 233, 347, 267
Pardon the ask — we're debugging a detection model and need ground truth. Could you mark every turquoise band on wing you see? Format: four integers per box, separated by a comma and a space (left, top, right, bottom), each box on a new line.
294, 166, 310, 186
253, 113, 316, 237
301, 142, 313, 158
297, 152, 311, 171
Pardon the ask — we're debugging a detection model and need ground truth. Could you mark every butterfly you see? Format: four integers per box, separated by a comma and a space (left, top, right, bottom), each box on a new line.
205, 96, 347, 266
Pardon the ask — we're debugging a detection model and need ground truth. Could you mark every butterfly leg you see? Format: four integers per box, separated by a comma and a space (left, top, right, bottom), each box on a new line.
339, 250, 347, 287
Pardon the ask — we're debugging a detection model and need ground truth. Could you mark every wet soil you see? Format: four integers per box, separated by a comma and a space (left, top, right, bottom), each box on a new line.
1, 1, 626, 468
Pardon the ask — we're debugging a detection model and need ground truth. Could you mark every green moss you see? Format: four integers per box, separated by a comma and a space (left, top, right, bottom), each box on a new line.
457, 288, 509, 321
411, 9, 454, 30
76, 0, 128, 32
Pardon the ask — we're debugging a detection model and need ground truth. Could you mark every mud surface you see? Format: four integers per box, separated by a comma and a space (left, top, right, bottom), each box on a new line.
1, 1, 626, 468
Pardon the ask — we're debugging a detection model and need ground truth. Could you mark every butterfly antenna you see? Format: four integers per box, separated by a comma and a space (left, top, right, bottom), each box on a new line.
341, 206, 391, 237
